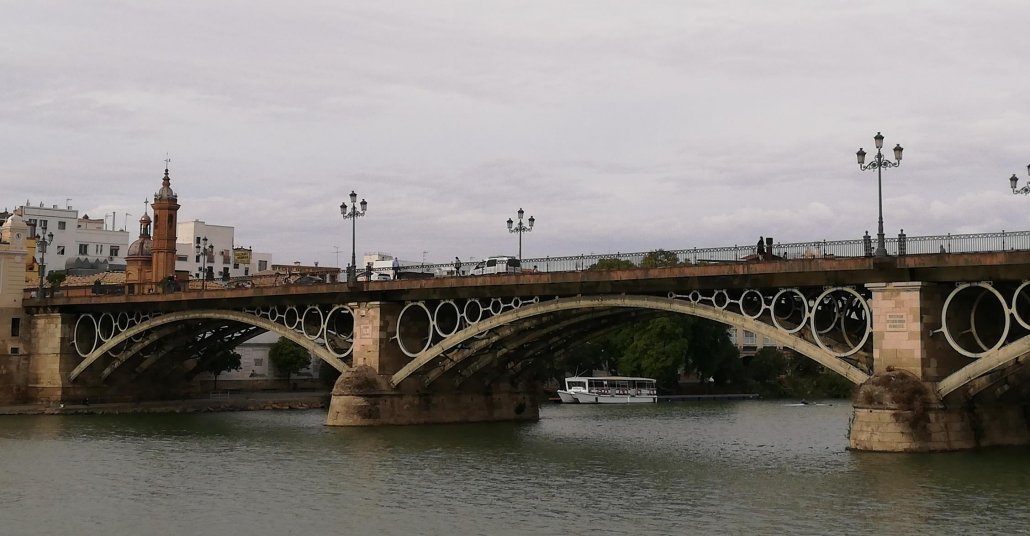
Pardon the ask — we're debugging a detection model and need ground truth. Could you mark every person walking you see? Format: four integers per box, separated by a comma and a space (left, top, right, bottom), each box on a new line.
757, 236, 766, 259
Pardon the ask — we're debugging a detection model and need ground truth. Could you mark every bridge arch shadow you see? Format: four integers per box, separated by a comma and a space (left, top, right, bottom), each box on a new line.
69, 309, 351, 383
391, 295, 871, 388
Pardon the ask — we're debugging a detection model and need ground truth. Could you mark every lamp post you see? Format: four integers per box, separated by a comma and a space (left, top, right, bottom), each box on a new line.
36, 228, 54, 297
506, 208, 535, 261
195, 236, 213, 290
340, 191, 367, 283
856, 132, 904, 258
1007, 164, 1030, 196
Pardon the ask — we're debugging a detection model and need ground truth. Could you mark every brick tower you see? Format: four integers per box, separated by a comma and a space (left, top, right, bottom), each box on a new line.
150, 167, 180, 283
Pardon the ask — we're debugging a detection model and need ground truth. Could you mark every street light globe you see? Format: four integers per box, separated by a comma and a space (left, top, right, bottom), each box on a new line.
874, 132, 884, 149
856, 148, 866, 166
1011, 174, 1019, 190
893, 144, 903, 161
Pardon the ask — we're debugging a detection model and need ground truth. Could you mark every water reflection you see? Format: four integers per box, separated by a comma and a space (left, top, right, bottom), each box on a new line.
0, 401, 1026, 535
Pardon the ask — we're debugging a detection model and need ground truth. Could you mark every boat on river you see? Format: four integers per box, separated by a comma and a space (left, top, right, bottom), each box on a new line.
557, 376, 657, 404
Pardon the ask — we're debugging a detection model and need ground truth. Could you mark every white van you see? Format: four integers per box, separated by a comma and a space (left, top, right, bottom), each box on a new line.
470, 256, 522, 276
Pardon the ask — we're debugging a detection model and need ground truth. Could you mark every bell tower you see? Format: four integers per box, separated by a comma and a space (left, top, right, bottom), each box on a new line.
150, 167, 180, 282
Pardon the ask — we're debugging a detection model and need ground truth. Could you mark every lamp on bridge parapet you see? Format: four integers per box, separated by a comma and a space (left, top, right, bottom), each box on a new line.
36, 225, 54, 297
195, 236, 213, 290
856, 131, 904, 258
506, 207, 535, 262
1008, 164, 1030, 196
340, 191, 367, 283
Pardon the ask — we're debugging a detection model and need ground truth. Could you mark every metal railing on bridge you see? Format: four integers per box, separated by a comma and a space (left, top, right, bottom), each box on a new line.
431, 229, 1030, 274
22, 229, 1030, 301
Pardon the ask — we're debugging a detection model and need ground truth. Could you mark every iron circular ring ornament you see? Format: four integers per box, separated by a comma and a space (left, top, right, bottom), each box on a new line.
463, 299, 484, 325
941, 283, 1011, 359
73, 314, 99, 358
712, 290, 730, 310
511, 297, 522, 309
115, 312, 131, 332
489, 298, 505, 316
300, 306, 325, 340
811, 294, 841, 335
1011, 281, 1030, 330
324, 305, 354, 358
433, 301, 463, 338
739, 289, 766, 320
96, 313, 117, 342
688, 291, 701, 304
283, 306, 301, 330
968, 290, 995, 352
770, 288, 809, 334
809, 287, 871, 357
396, 301, 434, 358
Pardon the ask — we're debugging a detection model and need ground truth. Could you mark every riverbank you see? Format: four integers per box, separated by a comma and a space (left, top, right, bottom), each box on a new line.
0, 390, 329, 416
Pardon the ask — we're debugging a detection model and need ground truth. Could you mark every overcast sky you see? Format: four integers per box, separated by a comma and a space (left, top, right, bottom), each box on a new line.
3, 1, 1030, 267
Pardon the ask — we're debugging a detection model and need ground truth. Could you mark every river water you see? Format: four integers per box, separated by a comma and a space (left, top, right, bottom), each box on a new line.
1, 400, 1027, 536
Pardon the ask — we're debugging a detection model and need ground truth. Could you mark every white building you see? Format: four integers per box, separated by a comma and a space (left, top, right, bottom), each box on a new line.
16, 201, 130, 276
175, 219, 271, 281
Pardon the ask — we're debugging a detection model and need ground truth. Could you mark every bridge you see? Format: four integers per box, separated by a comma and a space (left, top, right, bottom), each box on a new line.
21, 230, 1030, 453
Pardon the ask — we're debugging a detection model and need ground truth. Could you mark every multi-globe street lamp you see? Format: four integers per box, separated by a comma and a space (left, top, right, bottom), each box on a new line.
340, 191, 367, 283
195, 236, 213, 290
856, 132, 904, 258
36, 226, 54, 297
506, 208, 535, 262
1008, 164, 1030, 196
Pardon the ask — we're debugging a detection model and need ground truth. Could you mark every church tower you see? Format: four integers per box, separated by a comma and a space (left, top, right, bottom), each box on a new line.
150, 167, 180, 282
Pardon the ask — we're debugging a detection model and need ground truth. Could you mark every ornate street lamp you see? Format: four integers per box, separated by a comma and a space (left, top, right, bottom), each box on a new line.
195, 236, 213, 290
36, 228, 54, 297
340, 191, 367, 283
856, 132, 904, 257
1008, 163, 1030, 196
506, 207, 535, 261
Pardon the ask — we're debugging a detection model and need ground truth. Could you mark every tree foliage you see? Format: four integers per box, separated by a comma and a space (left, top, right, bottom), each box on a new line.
588, 258, 637, 271
200, 349, 242, 389
640, 249, 680, 268
268, 337, 311, 385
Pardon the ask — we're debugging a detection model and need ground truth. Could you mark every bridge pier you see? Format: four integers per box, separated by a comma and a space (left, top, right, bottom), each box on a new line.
326, 302, 539, 426
850, 283, 1030, 451
28, 313, 90, 403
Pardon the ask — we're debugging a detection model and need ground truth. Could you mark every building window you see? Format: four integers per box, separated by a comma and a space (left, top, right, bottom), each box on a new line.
10, 347, 18, 355
244, 267, 249, 276
195, 255, 200, 263
95, 244, 103, 255
110, 246, 120, 257
743, 331, 757, 346
11, 318, 20, 337
58, 221, 66, 230
762, 337, 773, 347
176, 255, 188, 261
258, 260, 268, 271
254, 358, 263, 367
56, 246, 65, 255
78, 244, 88, 255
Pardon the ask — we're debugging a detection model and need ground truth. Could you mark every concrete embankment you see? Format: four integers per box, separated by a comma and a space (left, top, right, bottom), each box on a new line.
0, 391, 330, 416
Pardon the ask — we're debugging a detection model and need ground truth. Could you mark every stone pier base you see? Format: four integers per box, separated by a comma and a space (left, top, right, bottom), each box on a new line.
326, 366, 539, 426
849, 405, 1030, 452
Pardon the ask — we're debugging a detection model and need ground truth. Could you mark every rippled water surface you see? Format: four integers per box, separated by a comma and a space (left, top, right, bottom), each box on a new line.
1, 401, 1028, 535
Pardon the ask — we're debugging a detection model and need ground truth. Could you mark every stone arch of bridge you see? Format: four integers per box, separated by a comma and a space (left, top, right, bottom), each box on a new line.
391, 295, 871, 388
937, 333, 1030, 400
69, 309, 350, 382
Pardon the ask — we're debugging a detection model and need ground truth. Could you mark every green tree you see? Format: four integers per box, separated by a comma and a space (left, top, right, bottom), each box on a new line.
589, 258, 636, 270
617, 316, 691, 390
46, 271, 66, 296
747, 347, 789, 384
683, 319, 740, 386
640, 249, 680, 268
268, 337, 311, 387
201, 349, 242, 390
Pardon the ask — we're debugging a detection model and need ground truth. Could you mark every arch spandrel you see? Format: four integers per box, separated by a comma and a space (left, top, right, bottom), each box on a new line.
69, 309, 350, 382
390, 295, 871, 388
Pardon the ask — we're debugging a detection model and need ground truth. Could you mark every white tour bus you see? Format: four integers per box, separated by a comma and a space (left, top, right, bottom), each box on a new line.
469, 256, 522, 276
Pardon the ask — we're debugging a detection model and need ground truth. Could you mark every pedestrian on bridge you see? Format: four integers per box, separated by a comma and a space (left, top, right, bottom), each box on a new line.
757, 236, 766, 259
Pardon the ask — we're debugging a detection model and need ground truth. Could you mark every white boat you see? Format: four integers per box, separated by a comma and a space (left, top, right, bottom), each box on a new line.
557, 376, 657, 404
